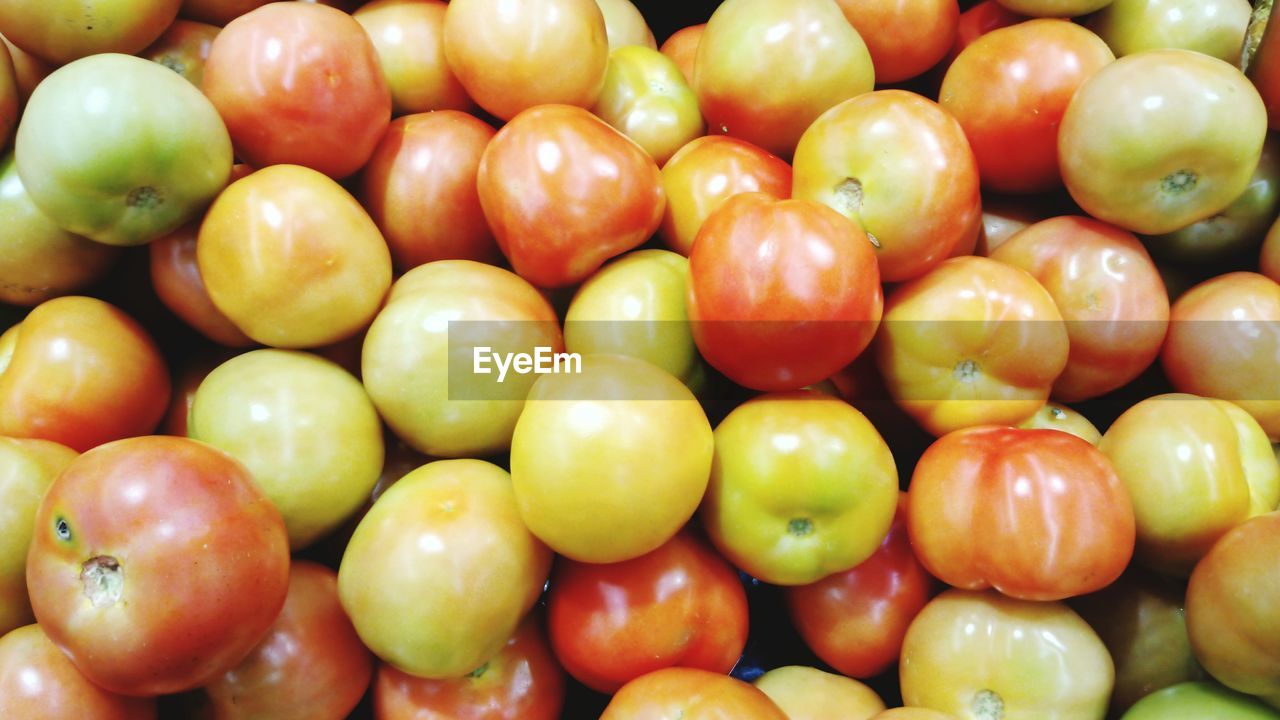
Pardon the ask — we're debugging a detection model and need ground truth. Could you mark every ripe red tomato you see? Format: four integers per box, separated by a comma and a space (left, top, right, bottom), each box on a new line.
477, 104, 664, 288
659, 23, 704, 85
834, 0, 959, 83
600, 667, 789, 720
202, 3, 391, 179
944, 0, 1027, 67
547, 530, 748, 694
687, 193, 883, 391
0, 624, 156, 719
908, 426, 1135, 601
786, 494, 934, 679
26, 436, 291, 696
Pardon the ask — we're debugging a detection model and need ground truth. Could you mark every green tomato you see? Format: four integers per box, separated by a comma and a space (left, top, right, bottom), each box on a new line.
15, 53, 231, 246
591, 45, 704, 166
1089, 0, 1252, 63
1122, 682, 1280, 719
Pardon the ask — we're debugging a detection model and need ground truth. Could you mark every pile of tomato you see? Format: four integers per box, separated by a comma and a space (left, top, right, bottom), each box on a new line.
2, 0, 1280, 717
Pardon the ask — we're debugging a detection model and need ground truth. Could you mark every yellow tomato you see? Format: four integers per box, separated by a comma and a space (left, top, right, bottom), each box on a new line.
755, 666, 886, 720
592, 46, 704, 166
0, 438, 76, 636
1017, 403, 1102, 444
354, 0, 472, 115
595, 0, 655, 49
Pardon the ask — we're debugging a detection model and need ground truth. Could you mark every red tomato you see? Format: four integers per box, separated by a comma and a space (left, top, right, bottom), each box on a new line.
659, 23, 704, 86
202, 3, 391, 179
0, 624, 156, 719
1246, 0, 1280, 131
908, 426, 1136, 601
202, 562, 373, 720
940, 19, 1114, 193
374, 615, 565, 720
600, 668, 789, 720
0, 31, 48, 104
360, 111, 500, 271
0, 296, 170, 453
547, 530, 748, 694
834, 0, 959, 83
786, 494, 933, 679
477, 104, 664, 288
945, 0, 1028, 67
26, 436, 291, 696
989, 216, 1169, 401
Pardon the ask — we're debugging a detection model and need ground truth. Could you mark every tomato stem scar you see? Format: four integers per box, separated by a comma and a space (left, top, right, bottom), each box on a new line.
82, 556, 123, 608
972, 688, 1005, 719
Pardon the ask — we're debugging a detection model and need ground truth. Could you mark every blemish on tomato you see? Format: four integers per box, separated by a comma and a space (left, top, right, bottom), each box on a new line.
82, 555, 124, 608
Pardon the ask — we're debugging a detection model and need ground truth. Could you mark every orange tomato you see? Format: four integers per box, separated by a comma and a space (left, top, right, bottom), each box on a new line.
660, 23, 704, 85
600, 668, 789, 720
354, 0, 473, 116
834, 0, 959, 83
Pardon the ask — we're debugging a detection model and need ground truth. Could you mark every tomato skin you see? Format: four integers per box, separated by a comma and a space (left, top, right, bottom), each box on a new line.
26, 436, 291, 697
945, 0, 1027, 67
875, 255, 1069, 437
1089, 0, 1251, 63
548, 530, 747, 694
359, 111, 500, 270
596, 0, 655, 49
375, 615, 565, 720
339, 460, 553, 679
0, 624, 156, 719
793, 89, 982, 282
0, 33, 46, 105
989, 216, 1169, 401
1017, 403, 1102, 444
1122, 682, 1280, 720
994, 0, 1113, 17
900, 589, 1114, 718
694, 0, 875, 158
197, 164, 393, 349
0, 439, 76, 637
659, 135, 792, 257
354, 0, 472, 116
1060, 49, 1267, 235
873, 710, 957, 720
0, 40, 14, 147
1187, 512, 1280, 708
142, 19, 219, 87
600, 668, 789, 720
0, 0, 179, 64
202, 3, 391, 180
688, 194, 883, 392
754, 666, 886, 720
592, 45, 704, 167
149, 217, 254, 348
443, 0, 608, 121
203, 562, 373, 720
0, 296, 170, 453
181, 0, 271, 25
477, 104, 664, 289
1265, 216, 1280, 284
660, 23, 704, 86
1162, 272, 1280, 441
1098, 394, 1280, 575
941, 20, 1114, 194
834, 0, 959, 83
1248, 1, 1280, 132
786, 494, 933, 679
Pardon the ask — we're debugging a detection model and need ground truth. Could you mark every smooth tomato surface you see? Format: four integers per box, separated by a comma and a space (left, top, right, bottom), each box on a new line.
1089, 0, 1251, 63
596, 0, 656, 49
835, 0, 959, 83
592, 45, 704, 166
0, 624, 155, 719
354, 0, 472, 115
600, 668, 789, 720
660, 23, 703, 85
0, 439, 76, 636
142, 19, 219, 87
0, 0, 179, 64
1122, 682, 1280, 720
754, 666, 886, 720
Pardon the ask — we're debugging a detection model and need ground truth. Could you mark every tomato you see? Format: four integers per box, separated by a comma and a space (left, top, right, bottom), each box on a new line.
834, 0, 959, 83
1072, 571, 1206, 714
374, 614, 565, 720
703, 391, 897, 585
477, 104, 664, 288
874, 711, 958, 720
940, 20, 1113, 194
0, 32, 45, 108
564, 249, 703, 390
511, 355, 713, 564
793, 90, 981, 282
149, 223, 254, 349
197, 164, 393, 349
1186, 512, 1280, 708
659, 135, 792, 257
1145, 136, 1280, 264
754, 666, 885, 720
362, 260, 562, 458
1163, 272, 1280, 441
600, 668, 789, 720
202, 3, 390, 180
688, 194, 883, 391
0, 296, 170, 453
142, 19, 218, 87
0, 439, 75, 637
0, 40, 14, 147
158, 352, 230, 438
547, 530, 747, 693
592, 45, 704, 166
15, 54, 232, 247
1088, 0, 1251, 63
339, 460, 552, 679
360, 111, 499, 270
1098, 394, 1280, 575
660, 23, 704, 85
26, 436, 290, 696
974, 195, 1053, 257
1122, 682, 1280, 719
1265, 216, 1280, 283
0, 152, 118, 307
443, 0, 608, 121
354, 0, 472, 116
1247, 1, 1280, 131
597, 0, 656, 49
945, 0, 1027, 67
0, 0, 179, 64
694, 0, 874, 159
989, 215, 1169, 401
900, 589, 1114, 718
786, 494, 933, 679
1060, 49, 1267, 235
181, 0, 270, 25
875, 255, 1069, 437
202, 562, 373, 720
994, 0, 1113, 16
0, 624, 155, 719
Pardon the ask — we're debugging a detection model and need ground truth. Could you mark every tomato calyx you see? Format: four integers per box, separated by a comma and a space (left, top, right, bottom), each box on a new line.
1161, 170, 1198, 195
972, 688, 1005, 719
788, 518, 815, 537
126, 186, 164, 210
467, 661, 490, 679
954, 359, 980, 383
81, 555, 123, 608
1244, 0, 1273, 73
